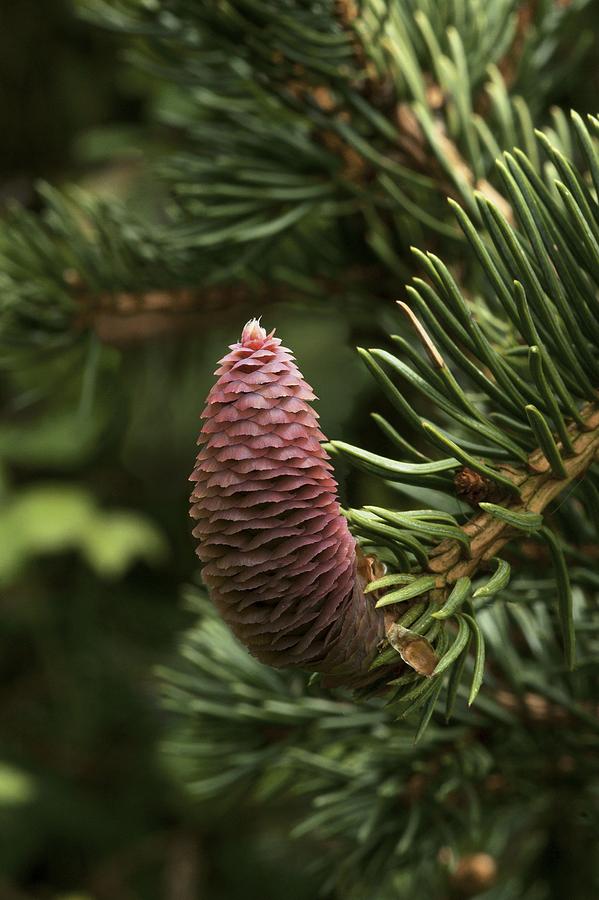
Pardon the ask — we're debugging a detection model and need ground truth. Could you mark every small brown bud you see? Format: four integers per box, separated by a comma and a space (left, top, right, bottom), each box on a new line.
387, 624, 438, 676
426, 83, 444, 109
454, 467, 498, 506
557, 754, 575, 773
450, 853, 498, 896
63, 268, 84, 289
311, 85, 336, 112
405, 773, 427, 802
484, 773, 506, 793
335, 0, 359, 25
523, 691, 551, 721
356, 546, 385, 589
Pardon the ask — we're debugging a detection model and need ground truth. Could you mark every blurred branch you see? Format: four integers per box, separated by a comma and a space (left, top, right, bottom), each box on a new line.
86, 833, 195, 900
394, 104, 514, 222
331, 2, 516, 218
0, 882, 37, 900
497, 0, 538, 87
164, 832, 202, 900
70, 266, 385, 345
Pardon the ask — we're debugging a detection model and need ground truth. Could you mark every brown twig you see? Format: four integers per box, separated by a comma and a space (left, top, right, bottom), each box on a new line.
497, 1, 538, 89
164, 832, 202, 900
0, 882, 36, 900
427, 403, 599, 592
70, 266, 385, 345
334, 6, 516, 220
374, 400, 599, 673
394, 104, 515, 223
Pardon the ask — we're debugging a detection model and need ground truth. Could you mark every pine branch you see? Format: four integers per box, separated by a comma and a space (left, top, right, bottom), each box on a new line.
79, 0, 590, 279
393, 103, 515, 223
332, 116, 599, 708
2, 1, 592, 362
161, 586, 599, 898
428, 401, 599, 586
70, 266, 385, 344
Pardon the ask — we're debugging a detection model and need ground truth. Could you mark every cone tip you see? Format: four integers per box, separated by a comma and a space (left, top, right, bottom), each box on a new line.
240, 317, 277, 348
241, 317, 266, 345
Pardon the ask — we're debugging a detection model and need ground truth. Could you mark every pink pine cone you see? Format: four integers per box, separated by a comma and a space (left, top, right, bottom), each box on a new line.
189, 319, 383, 683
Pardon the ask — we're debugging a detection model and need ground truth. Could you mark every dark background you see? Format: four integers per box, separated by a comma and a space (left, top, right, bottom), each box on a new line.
0, 2, 375, 897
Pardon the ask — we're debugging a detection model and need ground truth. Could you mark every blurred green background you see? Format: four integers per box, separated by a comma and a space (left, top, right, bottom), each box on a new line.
0, 3, 379, 897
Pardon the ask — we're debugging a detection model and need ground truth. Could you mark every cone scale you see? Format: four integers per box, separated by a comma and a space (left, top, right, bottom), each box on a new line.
190, 319, 383, 684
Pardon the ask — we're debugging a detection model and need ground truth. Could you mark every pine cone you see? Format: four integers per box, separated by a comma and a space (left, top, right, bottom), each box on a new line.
190, 319, 384, 684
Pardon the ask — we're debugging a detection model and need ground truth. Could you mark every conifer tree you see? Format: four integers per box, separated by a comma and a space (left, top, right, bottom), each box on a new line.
2, 1, 599, 898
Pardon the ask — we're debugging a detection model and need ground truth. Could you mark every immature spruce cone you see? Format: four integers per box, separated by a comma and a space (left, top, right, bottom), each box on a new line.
189, 319, 384, 683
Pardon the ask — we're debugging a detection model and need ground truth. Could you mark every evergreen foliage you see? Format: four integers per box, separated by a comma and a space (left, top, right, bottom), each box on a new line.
2, 0, 596, 356
162, 114, 599, 897
162, 583, 599, 898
